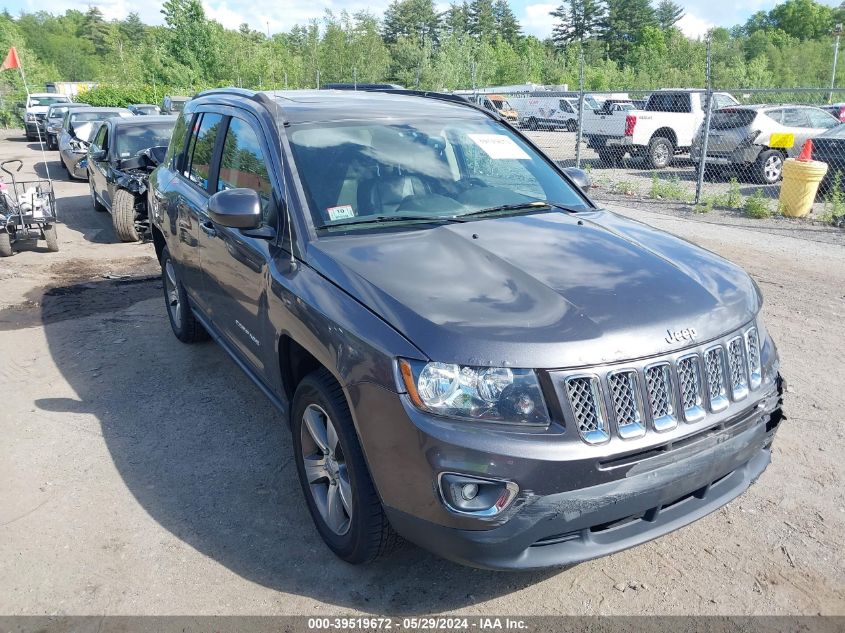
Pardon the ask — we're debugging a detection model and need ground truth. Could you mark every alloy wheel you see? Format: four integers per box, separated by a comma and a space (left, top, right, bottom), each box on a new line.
764, 155, 783, 182
164, 259, 181, 330
300, 403, 353, 536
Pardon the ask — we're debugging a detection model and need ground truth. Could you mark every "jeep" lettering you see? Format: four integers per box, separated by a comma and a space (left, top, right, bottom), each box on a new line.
665, 327, 697, 344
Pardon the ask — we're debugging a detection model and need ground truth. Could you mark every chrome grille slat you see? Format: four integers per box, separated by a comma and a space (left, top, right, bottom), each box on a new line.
704, 346, 729, 412
676, 355, 705, 422
727, 336, 749, 400
607, 370, 646, 439
644, 363, 677, 432
564, 376, 609, 445
745, 327, 762, 389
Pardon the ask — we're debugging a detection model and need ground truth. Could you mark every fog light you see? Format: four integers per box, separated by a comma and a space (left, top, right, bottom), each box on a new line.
439, 473, 518, 517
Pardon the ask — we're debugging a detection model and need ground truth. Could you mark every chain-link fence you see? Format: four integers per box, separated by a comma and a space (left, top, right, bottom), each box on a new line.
479, 86, 845, 224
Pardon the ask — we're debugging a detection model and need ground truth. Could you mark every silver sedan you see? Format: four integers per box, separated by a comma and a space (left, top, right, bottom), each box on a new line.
58, 108, 133, 180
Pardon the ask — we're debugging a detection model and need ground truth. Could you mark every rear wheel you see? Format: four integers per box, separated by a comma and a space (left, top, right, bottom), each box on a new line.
112, 189, 141, 242
566, 119, 577, 133
0, 231, 12, 257
756, 149, 784, 185
292, 369, 400, 564
526, 117, 538, 131
647, 136, 674, 169
160, 246, 209, 343
43, 225, 58, 252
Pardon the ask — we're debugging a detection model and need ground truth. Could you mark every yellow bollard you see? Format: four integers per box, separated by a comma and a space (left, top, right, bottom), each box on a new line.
779, 158, 828, 218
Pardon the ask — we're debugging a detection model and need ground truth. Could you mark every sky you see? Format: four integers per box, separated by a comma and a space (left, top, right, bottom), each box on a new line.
9, 0, 845, 40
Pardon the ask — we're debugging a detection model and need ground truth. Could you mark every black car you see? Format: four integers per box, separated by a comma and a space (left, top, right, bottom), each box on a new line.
87, 115, 176, 241
147, 88, 783, 570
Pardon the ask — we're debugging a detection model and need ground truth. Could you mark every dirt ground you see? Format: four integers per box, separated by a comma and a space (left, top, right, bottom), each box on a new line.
0, 128, 843, 616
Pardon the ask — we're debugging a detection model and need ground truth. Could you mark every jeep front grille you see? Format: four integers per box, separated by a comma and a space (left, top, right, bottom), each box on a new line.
677, 354, 706, 422
556, 324, 765, 445
727, 336, 749, 400
607, 370, 646, 439
644, 363, 677, 431
564, 376, 609, 445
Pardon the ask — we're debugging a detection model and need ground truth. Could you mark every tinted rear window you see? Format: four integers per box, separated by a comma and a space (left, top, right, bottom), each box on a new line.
710, 110, 757, 130
646, 93, 691, 112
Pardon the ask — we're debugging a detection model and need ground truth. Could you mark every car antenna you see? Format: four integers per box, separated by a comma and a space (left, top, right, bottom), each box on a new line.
268, 21, 296, 272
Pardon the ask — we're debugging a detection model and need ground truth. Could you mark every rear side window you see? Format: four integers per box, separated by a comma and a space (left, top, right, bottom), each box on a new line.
647, 93, 691, 113
711, 109, 756, 130
781, 108, 811, 128
182, 112, 223, 192
218, 117, 275, 223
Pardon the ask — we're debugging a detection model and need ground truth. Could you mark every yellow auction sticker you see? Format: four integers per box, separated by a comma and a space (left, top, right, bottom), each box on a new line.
769, 132, 795, 149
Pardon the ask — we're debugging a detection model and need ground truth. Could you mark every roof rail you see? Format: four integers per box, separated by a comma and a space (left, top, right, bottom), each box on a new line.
366, 88, 509, 124
195, 86, 260, 100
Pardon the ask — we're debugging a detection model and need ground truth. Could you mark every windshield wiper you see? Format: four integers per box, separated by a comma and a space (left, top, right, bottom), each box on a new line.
458, 200, 588, 219
316, 213, 467, 229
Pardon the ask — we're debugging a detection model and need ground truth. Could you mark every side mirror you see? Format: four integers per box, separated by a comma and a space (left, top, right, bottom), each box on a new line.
89, 149, 106, 162
563, 167, 591, 193
208, 188, 261, 229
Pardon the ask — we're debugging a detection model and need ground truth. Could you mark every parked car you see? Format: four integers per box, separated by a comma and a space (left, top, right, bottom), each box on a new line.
44, 103, 91, 150
691, 105, 839, 184
516, 96, 579, 131
58, 108, 133, 180
583, 89, 739, 168
148, 88, 784, 570
87, 115, 176, 241
128, 104, 161, 116
161, 95, 189, 114
22, 93, 70, 141
463, 93, 519, 124
822, 102, 845, 123
811, 122, 845, 195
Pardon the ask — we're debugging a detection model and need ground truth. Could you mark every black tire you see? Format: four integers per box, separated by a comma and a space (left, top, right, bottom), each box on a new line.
566, 119, 577, 133
89, 180, 107, 212
526, 117, 538, 131
112, 189, 141, 242
755, 149, 784, 185
43, 225, 58, 252
704, 165, 724, 181
47, 136, 56, 151
647, 136, 674, 169
0, 231, 12, 257
292, 368, 400, 564
160, 246, 209, 343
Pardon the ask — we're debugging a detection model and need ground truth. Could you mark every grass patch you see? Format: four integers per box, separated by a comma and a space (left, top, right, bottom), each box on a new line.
713, 177, 743, 209
821, 170, 845, 226
694, 196, 714, 213
611, 180, 639, 196
650, 174, 688, 201
744, 189, 771, 219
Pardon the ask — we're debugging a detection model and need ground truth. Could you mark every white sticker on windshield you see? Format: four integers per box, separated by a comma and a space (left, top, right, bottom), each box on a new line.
467, 133, 530, 160
327, 204, 356, 221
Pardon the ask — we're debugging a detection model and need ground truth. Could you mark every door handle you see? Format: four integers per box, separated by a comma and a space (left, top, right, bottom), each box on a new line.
200, 221, 217, 238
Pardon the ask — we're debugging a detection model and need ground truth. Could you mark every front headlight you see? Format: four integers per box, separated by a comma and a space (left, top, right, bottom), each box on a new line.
399, 359, 550, 426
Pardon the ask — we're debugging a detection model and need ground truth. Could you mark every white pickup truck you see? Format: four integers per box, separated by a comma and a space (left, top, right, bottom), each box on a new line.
582, 90, 738, 168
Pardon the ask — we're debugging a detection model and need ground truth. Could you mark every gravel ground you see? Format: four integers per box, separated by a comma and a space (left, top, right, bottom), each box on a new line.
0, 129, 843, 616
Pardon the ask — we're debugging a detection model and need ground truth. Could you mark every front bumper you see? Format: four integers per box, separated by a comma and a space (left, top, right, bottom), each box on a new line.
348, 363, 784, 570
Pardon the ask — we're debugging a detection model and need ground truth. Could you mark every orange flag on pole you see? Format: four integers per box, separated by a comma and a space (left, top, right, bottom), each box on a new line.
1, 47, 21, 71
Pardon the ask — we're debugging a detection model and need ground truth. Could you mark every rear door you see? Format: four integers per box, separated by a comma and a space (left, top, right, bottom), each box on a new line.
198, 112, 279, 377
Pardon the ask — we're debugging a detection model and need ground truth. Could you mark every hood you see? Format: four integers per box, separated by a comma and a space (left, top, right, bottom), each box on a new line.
309, 209, 760, 369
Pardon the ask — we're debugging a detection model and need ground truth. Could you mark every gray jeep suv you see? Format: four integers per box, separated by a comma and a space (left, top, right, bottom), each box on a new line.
148, 88, 785, 570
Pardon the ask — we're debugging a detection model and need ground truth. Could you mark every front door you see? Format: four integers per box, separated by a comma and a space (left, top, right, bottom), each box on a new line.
197, 113, 278, 377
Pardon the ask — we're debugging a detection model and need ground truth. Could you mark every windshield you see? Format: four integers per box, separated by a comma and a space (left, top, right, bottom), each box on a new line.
135, 106, 159, 115
288, 117, 588, 230
491, 99, 513, 110
29, 96, 69, 107
115, 123, 174, 158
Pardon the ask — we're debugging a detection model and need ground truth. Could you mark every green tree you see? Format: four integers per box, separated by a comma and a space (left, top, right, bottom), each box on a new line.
81, 7, 110, 55
443, 3, 470, 35
550, 0, 604, 47
655, 0, 684, 30
769, 0, 834, 41
601, 0, 657, 62
493, 0, 521, 44
467, 0, 496, 41
382, 0, 440, 44
120, 12, 147, 42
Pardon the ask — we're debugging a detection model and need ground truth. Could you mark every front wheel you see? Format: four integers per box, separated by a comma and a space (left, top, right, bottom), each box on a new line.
292, 369, 400, 564
0, 231, 12, 257
647, 136, 674, 169
112, 189, 141, 242
756, 150, 784, 185
160, 246, 209, 343
526, 118, 538, 131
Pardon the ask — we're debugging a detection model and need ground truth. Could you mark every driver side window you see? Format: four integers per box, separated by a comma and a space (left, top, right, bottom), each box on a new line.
93, 125, 108, 152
